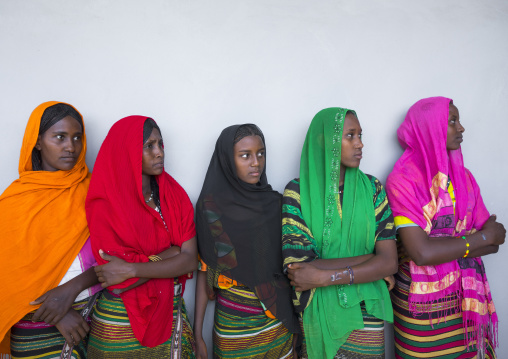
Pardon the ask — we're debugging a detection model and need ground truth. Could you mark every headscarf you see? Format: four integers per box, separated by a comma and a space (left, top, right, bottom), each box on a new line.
0, 101, 90, 345
196, 124, 299, 334
299, 108, 393, 359
86, 116, 195, 347
386, 96, 497, 350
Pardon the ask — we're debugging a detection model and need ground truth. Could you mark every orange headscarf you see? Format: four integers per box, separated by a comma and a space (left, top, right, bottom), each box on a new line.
0, 101, 91, 350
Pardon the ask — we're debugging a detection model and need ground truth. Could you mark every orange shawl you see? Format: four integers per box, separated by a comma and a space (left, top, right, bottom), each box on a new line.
0, 101, 91, 349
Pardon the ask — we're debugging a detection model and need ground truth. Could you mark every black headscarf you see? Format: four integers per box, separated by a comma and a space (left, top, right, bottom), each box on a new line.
196, 124, 299, 333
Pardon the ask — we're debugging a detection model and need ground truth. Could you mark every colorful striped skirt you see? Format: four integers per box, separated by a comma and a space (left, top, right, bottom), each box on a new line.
213, 285, 294, 359
87, 289, 195, 358
298, 303, 385, 359
10, 298, 90, 359
391, 263, 496, 359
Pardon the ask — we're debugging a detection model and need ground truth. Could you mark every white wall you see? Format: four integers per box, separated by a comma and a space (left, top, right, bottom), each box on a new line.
1, 1, 507, 357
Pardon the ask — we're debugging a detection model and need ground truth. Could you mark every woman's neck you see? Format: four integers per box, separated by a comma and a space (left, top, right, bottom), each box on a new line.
339, 164, 346, 187
142, 174, 152, 196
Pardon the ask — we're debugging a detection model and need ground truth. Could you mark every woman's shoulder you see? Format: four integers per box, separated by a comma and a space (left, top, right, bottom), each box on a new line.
363, 173, 385, 194
283, 178, 300, 192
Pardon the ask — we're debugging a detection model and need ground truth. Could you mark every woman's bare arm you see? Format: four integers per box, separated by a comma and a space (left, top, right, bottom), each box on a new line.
287, 240, 397, 291
398, 215, 505, 266
95, 237, 198, 288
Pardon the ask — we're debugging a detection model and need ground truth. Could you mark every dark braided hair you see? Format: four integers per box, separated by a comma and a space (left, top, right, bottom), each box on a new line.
143, 118, 162, 209
233, 124, 264, 144
32, 103, 83, 171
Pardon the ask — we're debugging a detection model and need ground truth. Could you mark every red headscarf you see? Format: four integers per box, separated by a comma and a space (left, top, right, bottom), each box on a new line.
86, 116, 195, 347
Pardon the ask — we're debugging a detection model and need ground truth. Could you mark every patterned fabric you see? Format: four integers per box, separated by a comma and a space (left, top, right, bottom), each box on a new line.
391, 263, 496, 358
88, 290, 195, 358
282, 176, 395, 358
213, 285, 294, 359
297, 305, 385, 359
282, 176, 396, 312
10, 298, 91, 359
386, 97, 497, 354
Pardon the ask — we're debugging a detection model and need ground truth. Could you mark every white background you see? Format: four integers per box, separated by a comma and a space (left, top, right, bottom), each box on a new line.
1, 1, 507, 358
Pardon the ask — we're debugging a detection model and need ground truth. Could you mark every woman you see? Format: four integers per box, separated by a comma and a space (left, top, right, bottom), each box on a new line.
282, 108, 397, 359
0, 101, 100, 359
386, 97, 505, 358
85, 116, 197, 358
194, 124, 300, 359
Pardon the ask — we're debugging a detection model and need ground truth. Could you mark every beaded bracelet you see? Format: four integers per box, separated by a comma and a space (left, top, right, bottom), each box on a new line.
346, 266, 354, 285
462, 236, 470, 258
148, 255, 163, 262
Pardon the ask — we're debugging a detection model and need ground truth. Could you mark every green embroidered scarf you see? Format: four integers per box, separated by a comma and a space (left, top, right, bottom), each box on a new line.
299, 108, 393, 358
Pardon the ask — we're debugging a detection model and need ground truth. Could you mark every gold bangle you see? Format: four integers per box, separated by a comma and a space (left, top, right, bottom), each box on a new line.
148, 255, 163, 262
462, 236, 470, 258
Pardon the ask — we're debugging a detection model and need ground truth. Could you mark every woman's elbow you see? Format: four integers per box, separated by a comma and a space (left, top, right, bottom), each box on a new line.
387, 260, 398, 275
411, 250, 432, 266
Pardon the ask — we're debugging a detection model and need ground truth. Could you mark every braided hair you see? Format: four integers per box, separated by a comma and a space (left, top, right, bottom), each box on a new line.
32, 103, 83, 171
233, 124, 263, 144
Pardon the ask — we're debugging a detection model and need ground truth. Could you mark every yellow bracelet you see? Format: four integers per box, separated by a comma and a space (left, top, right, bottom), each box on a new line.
148, 255, 163, 262
462, 236, 470, 258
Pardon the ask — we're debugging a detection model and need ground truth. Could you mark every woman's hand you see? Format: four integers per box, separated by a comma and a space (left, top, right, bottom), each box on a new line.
54, 309, 90, 346
383, 275, 395, 291
95, 250, 135, 288
29, 282, 78, 325
287, 262, 326, 291
195, 336, 208, 359
397, 240, 411, 264
482, 215, 506, 246
111, 278, 150, 295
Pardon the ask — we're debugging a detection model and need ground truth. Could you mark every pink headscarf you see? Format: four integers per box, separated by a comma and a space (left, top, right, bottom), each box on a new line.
386, 97, 497, 350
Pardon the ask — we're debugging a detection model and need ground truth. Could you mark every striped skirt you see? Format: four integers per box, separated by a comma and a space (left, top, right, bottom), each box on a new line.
213, 285, 294, 359
298, 304, 385, 359
87, 290, 195, 359
10, 299, 90, 359
391, 263, 496, 359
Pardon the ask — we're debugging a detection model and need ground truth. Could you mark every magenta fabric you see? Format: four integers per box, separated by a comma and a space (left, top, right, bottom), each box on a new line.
386, 97, 497, 350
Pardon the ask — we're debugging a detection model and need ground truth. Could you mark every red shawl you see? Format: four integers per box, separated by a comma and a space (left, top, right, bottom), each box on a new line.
86, 116, 195, 347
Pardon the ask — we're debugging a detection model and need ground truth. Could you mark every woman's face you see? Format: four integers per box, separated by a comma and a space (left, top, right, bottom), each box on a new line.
340, 113, 364, 168
233, 135, 265, 184
142, 128, 164, 176
446, 103, 465, 150
35, 116, 83, 171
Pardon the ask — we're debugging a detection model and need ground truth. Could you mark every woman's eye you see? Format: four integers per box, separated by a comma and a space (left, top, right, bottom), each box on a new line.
258, 152, 265, 157
241, 154, 249, 158
359, 134, 363, 139
73, 136, 81, 141
56, 135, 64, 140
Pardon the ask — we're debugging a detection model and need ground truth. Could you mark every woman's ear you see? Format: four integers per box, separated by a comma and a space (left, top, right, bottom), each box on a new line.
35, 135, 42, 151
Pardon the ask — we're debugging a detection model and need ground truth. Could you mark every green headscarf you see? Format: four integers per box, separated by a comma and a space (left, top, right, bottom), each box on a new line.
299, 108, 393, 358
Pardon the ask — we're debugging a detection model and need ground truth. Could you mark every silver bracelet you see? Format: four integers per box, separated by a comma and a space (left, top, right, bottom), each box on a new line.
480, 231, 487, 241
